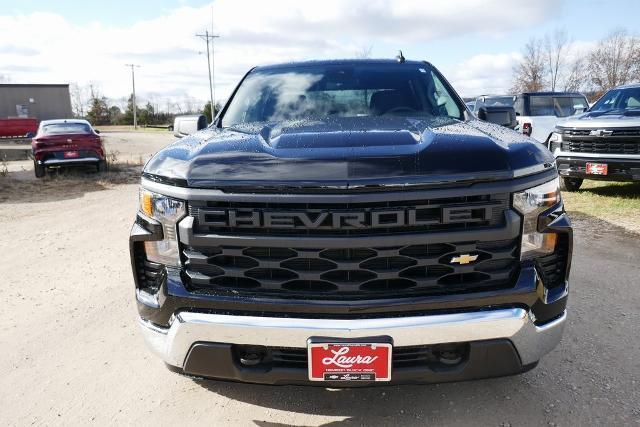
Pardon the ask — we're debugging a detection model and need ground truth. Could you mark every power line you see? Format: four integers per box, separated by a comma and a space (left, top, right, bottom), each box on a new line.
125, 64, 141, 129
196, 30, 219, 120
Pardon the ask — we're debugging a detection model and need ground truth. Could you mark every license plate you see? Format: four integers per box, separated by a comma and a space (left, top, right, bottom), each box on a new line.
63, 151, 80, 158
308, 342, 392, 382
586, 162, 608, 175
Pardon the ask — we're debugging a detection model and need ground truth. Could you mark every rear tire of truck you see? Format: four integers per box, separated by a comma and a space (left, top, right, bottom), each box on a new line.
34, 161, 45, 178
96, 160, 107, 173
560, 177, 582, 192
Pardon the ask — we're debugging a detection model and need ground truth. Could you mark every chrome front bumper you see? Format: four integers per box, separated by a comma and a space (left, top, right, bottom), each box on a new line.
138, 308, 566, 368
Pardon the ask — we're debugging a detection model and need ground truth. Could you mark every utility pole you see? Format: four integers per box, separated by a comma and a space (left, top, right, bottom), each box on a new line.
211, 35, 219, 115
125, 64, 140, 129
196, 31, 219, 121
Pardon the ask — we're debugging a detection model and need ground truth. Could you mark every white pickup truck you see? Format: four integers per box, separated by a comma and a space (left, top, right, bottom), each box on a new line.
512, 92, 589, 143
474, 93, 590, 143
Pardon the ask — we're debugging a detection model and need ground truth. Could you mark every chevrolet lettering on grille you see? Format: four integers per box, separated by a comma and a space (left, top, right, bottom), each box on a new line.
197, 204, 497, 229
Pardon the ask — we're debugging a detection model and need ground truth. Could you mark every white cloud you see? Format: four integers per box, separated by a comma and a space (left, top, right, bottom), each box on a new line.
0, 0, 559, 110
446, 52, 522, 97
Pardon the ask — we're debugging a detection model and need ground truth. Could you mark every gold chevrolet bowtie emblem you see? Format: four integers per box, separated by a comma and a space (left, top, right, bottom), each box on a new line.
450, 254, 479, 265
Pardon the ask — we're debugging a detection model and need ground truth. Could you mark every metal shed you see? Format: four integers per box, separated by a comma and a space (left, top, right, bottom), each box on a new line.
0, 84, 72, 120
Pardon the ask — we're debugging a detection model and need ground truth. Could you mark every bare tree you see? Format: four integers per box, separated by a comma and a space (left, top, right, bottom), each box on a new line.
563, 57, 587, 92
511, 38, 547, 93
182, 96, 197, 114
588, 29, 640, 95
545, 29, 570, 92
355, 45, 373, 59
69, 82, 90, 118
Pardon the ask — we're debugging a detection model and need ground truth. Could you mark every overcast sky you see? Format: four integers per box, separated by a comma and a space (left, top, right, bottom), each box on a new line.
0, 0, 638, 109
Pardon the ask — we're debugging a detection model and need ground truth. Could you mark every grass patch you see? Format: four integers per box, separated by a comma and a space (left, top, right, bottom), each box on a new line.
562, 180, 640, 233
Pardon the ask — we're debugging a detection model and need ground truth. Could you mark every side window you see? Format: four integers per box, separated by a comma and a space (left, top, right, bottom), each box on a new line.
625, 96, 640, 108
430, 71, 461, 118
529, 96, 555, 116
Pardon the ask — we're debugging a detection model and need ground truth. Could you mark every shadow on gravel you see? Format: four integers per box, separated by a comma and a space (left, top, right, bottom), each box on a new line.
0, 163, 141, 204
193, 373, 550, 425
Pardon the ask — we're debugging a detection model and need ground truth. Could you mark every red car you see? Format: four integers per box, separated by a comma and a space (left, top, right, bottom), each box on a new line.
0, 117, 38, 138
31, 119, 106, 178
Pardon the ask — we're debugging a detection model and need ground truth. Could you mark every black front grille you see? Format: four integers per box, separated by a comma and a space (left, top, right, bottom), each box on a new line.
560, 127, 640, 154
560, 140, 640, 155
188, 194, 509, 237
183, 238, 519, 298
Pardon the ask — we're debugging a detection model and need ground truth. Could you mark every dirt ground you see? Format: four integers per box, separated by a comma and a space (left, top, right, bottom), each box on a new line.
1, 133, 639, 426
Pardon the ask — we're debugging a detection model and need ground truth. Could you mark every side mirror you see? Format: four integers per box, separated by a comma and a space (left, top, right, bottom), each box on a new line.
476, 107, 490, 121
173, 114, 208, 138
477, 106, 518, 129
94, 129, 101, 134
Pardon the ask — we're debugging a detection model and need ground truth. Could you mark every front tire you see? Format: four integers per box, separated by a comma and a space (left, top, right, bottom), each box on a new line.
34, 160, 45, 178
560, 177, 582, 192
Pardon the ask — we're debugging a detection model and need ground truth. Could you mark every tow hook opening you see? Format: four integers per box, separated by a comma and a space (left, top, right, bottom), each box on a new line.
432, 343, 467, 366
234, 345, 269, 367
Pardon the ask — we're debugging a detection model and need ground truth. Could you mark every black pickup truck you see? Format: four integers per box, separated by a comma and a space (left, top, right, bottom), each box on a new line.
130, 59, 572, 386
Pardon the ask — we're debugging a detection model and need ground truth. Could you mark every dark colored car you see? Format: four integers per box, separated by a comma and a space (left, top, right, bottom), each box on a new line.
130, 59, 571, 386
31, 119, 106, 178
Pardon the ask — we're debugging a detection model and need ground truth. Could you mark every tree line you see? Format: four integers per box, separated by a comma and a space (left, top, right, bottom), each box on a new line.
71, 83, 220, 126
511, 29, 640, 99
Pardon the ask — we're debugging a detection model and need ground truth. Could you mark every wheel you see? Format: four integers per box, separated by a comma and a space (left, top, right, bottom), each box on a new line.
96, 160, 107, 173
559, 177, 583, 192
34, 160, 45, 178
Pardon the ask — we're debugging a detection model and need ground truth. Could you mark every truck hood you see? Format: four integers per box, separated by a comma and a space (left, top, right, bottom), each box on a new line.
144, 117, 554, 189
558, 109, 640, 129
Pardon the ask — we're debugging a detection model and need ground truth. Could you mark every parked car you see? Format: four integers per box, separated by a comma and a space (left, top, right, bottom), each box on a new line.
549, 83, 640, 191
173, 114, 208, 138
512, 92, 589, 143
31, 119, 106, 178
0, 117, 38, 138
131, 58, 571, 386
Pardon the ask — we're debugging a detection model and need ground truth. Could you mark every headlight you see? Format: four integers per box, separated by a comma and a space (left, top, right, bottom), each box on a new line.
139, 189, 186, 267
547, 131, 562, 151
513, 178, 560, 260
548, 132, 562, 143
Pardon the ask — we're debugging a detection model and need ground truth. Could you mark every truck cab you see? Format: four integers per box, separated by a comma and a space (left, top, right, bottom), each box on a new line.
512, 92, 589, 143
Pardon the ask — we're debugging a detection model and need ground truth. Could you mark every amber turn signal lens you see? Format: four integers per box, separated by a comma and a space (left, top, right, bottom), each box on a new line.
141, 191, 153, 217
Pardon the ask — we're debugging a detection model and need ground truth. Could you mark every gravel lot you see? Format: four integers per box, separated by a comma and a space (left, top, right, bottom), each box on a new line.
1, 133, 639, 426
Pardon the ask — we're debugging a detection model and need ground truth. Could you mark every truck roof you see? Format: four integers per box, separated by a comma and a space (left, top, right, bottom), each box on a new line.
612, 82, 640, 89
255, 58, 428, 71
520, 91, 585, 96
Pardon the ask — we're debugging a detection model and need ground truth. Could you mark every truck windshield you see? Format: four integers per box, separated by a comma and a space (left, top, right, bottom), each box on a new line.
590, 87, 640, 112
529, 95, 588, 117
42, 123, 92, 135
221, 63, 463, 127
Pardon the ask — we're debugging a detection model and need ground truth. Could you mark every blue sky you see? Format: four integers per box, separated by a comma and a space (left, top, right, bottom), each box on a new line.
1, 0, 638, 109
